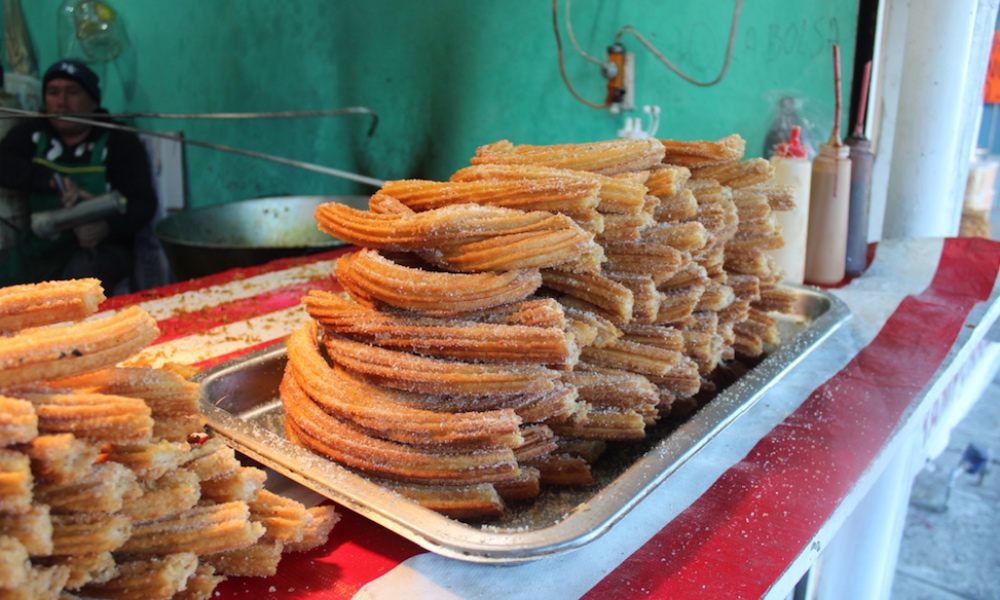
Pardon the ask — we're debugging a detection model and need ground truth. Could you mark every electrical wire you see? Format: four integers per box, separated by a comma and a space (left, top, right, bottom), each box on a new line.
614, 0, 743, 88
552, 0, 610, 110
565, 0, 604, 67
554, 0, 744, 110
0, 106, 386, 188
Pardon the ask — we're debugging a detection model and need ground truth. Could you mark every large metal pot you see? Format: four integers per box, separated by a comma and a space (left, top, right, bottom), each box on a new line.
154, 195, 367, 281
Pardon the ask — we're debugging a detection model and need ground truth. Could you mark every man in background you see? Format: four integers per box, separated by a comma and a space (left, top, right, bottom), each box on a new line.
0, 59, 157, 293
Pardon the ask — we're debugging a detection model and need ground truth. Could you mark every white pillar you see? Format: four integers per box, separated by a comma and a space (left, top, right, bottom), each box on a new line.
882, 0, 995, 239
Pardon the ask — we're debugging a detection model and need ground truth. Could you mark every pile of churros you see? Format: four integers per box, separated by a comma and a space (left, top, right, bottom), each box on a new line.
282, 135, 798, 518
0, 279, 339, 599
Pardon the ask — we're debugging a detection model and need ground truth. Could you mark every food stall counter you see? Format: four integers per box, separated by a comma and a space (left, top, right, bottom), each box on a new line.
99, 236, 1000, 600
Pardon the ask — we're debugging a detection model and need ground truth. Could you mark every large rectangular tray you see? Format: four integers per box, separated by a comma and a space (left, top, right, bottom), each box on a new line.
194, 285, 850, 563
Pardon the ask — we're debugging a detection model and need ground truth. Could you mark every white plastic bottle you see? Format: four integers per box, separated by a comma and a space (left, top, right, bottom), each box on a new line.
768, 126, 812, 284
804, 43, 853, 286
805, 141, 852, 286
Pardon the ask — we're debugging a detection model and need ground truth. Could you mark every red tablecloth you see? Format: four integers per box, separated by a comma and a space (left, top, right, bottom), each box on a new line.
101, 237, 1000, 600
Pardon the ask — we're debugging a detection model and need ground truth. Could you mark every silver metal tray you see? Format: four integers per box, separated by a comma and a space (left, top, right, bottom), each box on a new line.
194, 285, 850, 563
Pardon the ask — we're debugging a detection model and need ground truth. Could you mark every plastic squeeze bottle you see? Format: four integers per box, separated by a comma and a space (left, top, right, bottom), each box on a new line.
768, 126, 812, 284
844, 61, 874, 276
805, 44, 853, 286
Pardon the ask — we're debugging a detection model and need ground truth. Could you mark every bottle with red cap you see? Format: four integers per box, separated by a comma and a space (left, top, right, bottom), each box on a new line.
768, 126, 813, 284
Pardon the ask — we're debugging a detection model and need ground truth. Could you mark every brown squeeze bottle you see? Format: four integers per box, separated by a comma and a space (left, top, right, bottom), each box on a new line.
805, 44, 853, 286
844, 61, 874, 276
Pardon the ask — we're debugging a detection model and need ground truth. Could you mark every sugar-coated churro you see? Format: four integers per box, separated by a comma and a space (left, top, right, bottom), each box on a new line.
472, 138, 666, 176
0, 306, 159, 387
0, 278, 104, 334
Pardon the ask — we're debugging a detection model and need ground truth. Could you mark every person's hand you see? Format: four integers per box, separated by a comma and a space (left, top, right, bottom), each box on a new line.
57, 177, 93, 208
73, 220, 110, 249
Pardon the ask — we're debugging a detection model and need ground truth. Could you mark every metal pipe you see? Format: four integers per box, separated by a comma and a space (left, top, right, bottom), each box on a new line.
0, 107, 379, 136
0, 107, 386, 188
32, 191, 127, 239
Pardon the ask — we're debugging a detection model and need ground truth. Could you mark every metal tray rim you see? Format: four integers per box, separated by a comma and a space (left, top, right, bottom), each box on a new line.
194, 285, 851, 563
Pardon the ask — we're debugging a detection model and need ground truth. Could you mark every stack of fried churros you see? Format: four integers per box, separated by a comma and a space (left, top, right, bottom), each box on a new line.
0, 279, 339, 600
287, 134, 797, 518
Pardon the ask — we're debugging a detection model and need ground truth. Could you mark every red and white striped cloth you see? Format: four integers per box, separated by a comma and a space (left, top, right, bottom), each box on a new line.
102, 237, 1000, 600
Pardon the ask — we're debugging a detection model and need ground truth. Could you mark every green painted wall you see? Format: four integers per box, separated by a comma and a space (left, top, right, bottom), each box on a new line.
4, 1, 857, 209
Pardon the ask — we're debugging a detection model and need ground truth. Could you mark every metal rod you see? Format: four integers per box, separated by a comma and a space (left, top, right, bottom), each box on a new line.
0, 107, 386, 188
0, 107, 380, 136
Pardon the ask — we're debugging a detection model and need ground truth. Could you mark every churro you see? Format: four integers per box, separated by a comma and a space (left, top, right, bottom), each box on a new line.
0, 535, 29, 589
32, 461, 138, 514
0, 395, 37, 447
203, 540, 284, 577
0, 306, 159, 387
381, 173, 601, 215
335, 248, 541, 314
120, 501, 263, 556
733, 190, 773, 222
306, 290, 574, 366
50, 511, 131, 555
3, 564, 70, 600
36, 550, 116, 589
323, 329, 560, 396
563, 364, 659, 411
594, 211, 655, 244
512, 424, 559, 462
288, 323, 523, 447
173, 564, 226, 600
522, 454, 594, 486
653, 188, 698, 222
692, 157, 774, 189
647, 356, 702, 398
727, 274, 762, 303
20, 434, 100, 487
695, 282, 736, 312
541, 269, 634, 323
0, 503, 52, 556
550, 406, 649, 441
735, 183, 796, 212
579, 336, 683, 377
281, 373, 520, 486
20, 392, 153, 446
0, 449, 32, 514
428, 224, 603, 273
179, 436, 241, 483
78, 552, 199, 600
608, 272, 662, 323
121, 468, 200, 522
102, 439, 190, 482
283, 505, 340, 553
51, 366, 202, 421
596, 172, 650, 215
316, 200, 600, 272
645, 165, 692, 199
757, 284, 799, 313
471, 138, 666, 176
659, 134, 745, 168
200, 466, 268, 504
380, 480, 506, 519
0, 278, 104, 334
603, 240, 687, 283
644, 221, 709, 253
249, 488, 309, 544
493, 467, 542, 502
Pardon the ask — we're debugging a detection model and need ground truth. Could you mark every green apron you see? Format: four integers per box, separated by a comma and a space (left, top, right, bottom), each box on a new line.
0, 131, 109, 285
